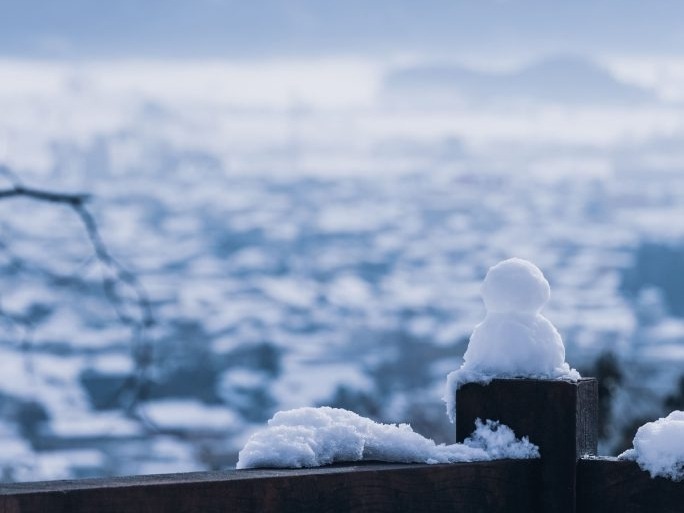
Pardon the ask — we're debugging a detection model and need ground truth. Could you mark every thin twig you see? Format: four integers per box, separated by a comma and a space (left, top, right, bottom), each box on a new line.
0, 173, 155, 411
0, 186, 90, 204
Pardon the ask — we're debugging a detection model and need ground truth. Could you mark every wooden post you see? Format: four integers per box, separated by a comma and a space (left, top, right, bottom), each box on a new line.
455, 378, 598, 513
577, 458, 684, 513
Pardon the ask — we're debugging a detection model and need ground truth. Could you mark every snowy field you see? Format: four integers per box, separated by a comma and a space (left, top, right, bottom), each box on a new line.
1, 56, 684, 480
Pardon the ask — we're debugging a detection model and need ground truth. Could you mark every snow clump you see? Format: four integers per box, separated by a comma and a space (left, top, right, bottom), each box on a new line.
619, 410, 684, 481
236, 406, 539, 469
444, 258, 580, 421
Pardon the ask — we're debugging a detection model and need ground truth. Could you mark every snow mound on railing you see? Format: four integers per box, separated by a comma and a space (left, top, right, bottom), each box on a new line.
236, 406, 538, 469
444, 258, 580, 422
619, 410, 684, 481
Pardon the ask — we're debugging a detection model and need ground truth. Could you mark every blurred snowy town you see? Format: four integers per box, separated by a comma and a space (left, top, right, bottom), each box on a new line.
2, 1, 684, 482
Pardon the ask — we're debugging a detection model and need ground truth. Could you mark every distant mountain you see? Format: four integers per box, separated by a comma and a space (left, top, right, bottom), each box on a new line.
383, 56, 657, 106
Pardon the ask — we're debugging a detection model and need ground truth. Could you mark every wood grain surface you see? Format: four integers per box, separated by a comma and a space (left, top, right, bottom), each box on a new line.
456, 378, 598, 513
577, 458, 684, 513
0, 460, 541, 513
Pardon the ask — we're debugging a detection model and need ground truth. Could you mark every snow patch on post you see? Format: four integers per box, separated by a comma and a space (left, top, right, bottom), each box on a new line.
619, 410, 684, 481
444, 258, 580, 422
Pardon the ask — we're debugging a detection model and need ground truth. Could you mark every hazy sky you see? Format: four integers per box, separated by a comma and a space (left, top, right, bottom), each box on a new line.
2, 0, 684, 60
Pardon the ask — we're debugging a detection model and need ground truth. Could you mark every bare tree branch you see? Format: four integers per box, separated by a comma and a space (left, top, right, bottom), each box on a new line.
0, 186, 90, 204
0, 167, 156, 413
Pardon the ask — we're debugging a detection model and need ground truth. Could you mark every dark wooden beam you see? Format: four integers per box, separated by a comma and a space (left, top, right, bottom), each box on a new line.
577, 458, 684, 513
455, 378, 598, 513
0, 460, 541, 513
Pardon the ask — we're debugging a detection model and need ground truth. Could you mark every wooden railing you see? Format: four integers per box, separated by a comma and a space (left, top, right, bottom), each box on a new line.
1, 378, 682, 513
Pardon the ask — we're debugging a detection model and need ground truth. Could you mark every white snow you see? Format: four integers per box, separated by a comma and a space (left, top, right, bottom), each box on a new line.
481, 258, 550, 313
236, 406, 538, 469
444, 258, 580, 421
47, 412, 142, 438
618, 410, 684, 481
270, 360, 374, 411
260, 277, 318, 309
0, 428, 35, 480
327, 275, 374, 309
143, 400, 241, 432
30, 450, 106, 482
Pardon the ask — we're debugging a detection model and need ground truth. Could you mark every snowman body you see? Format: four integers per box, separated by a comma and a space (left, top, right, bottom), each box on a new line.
465, 311, 566, 376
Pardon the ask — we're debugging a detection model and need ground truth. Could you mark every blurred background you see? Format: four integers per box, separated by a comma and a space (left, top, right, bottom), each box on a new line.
1, 0, 684, 480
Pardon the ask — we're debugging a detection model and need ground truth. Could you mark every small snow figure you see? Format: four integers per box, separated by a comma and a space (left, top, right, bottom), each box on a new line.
471, 258, 565, 375
444, 258, 580, 422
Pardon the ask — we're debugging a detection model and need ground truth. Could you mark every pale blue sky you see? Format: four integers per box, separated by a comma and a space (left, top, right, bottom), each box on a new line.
1, 0, 683, 59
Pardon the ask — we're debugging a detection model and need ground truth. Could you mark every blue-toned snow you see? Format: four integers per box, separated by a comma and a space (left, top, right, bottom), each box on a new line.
237, 407, 538, 468
619, 410, 684, 481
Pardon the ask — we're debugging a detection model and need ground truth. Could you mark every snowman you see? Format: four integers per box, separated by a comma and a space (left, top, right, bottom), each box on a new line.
444, 258, 580, 421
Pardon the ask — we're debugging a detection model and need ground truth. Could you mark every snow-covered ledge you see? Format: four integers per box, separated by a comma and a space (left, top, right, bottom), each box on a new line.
235, 258, 598, 513
3, 259, 684, 513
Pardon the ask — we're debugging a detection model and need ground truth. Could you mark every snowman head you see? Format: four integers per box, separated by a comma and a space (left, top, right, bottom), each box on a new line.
481, 258, 551, 314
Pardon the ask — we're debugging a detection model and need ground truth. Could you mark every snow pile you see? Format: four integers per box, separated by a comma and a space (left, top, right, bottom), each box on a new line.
236, 406, 538, 469
444, 258, 580, 421
619, 410, 684, 481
